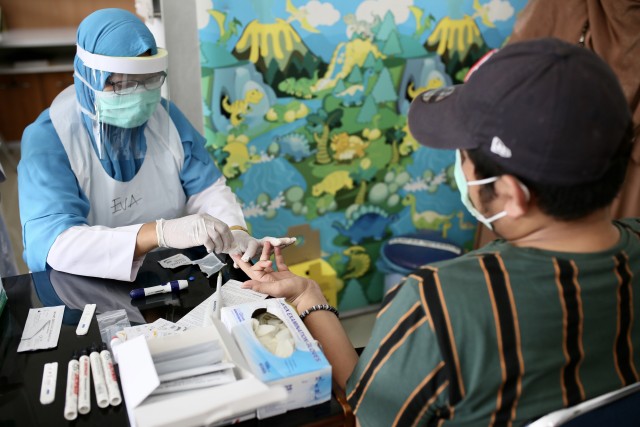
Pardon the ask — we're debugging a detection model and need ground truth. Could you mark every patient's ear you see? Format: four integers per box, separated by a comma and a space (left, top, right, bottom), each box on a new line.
498, 175, 530, 218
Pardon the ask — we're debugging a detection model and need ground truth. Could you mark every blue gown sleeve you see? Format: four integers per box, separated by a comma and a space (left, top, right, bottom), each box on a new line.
167, 101, 222, 197
18, 110, 91, 272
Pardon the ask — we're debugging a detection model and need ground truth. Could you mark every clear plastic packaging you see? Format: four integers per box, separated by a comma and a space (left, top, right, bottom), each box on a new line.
96, 309, 131, 352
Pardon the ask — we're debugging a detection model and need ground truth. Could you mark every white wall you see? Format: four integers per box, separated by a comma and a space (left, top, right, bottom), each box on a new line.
150, 0, 204, 133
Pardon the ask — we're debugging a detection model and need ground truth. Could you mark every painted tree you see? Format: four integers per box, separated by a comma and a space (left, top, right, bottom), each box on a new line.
363, 52, 377, 70
306, 109, 343, 165
382, 30, 402, 56
347, 65, 363, 84
385, 126, 406, 166
356, 95, 377, 124
371, 68, 397, 105
333, 79, 346, 95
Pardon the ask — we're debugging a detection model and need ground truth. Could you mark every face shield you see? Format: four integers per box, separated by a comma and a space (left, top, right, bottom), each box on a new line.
75, 45, 171, 165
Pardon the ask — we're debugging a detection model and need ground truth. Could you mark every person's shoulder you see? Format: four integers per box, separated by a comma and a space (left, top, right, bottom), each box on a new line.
21, 109, 63, 155
616, 218, 640, 234
165, 99, 188, 122
423, 241, 506, 270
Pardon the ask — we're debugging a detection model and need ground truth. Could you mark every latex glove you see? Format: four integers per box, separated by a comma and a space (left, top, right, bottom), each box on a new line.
156, 214, 234, 253
231, 230, 297, 263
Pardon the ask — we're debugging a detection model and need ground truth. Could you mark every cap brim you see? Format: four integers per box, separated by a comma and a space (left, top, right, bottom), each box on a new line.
407, 85, 476, 151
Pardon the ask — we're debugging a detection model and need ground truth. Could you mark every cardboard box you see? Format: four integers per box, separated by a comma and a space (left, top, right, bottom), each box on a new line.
285, 224, 343, 306
221, 298, 332, 418
115, 320, 287, 427
289, 258, 340, 307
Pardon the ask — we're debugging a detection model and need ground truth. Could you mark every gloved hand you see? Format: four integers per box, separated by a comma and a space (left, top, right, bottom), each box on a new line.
231, 229, 297, 263
156, 214, 234, 253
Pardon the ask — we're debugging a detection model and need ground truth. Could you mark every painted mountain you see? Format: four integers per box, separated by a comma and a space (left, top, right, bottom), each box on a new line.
232, 19, 328, 95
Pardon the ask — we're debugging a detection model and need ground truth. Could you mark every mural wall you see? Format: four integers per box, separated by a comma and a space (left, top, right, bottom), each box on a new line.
196, 0, 527, 313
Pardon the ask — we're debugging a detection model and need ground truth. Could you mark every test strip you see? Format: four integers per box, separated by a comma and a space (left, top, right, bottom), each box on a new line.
40, 362, 58, 405
76, 304, 96, 335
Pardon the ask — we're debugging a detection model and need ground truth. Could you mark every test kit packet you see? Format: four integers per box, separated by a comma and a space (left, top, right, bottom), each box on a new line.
221, 298, 332, 419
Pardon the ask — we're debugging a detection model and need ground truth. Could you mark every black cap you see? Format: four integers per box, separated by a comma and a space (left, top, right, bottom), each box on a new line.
408, 38, 631, 186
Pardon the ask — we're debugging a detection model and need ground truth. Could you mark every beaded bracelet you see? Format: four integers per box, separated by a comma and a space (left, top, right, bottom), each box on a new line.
299, 304, 340, 321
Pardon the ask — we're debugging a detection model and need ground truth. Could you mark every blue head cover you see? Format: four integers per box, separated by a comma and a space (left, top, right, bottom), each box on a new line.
74, 8, 158, 181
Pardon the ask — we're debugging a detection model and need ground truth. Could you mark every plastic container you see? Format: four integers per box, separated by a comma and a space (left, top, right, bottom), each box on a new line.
378, 231, 462, 294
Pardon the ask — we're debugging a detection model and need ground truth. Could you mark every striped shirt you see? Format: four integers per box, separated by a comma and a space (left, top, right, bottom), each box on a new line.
346, 219, 640, 427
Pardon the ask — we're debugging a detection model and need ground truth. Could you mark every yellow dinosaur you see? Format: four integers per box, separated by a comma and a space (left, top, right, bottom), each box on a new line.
222, 136, 259, 178
222, 89, 264, 126
312, 170, 354, 197
407, 75, 446, 100
343, 246, 371, 280
330, 133, 370, 162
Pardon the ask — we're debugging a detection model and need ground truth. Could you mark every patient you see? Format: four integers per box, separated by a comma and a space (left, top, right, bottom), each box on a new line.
232, 38, 640, 426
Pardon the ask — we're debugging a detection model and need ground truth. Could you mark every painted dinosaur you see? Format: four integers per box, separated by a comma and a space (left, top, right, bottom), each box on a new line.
332, 205, 397, 244
407, 74, 446, 100
222, 136, 259, 178
222, 89, 264, 126
274, 132, 314, 162
343, 246, 371, 280
330, 133, 370, 162
312, 170, 354, 197
208, 10, 242, 45
402, 194, 455, 239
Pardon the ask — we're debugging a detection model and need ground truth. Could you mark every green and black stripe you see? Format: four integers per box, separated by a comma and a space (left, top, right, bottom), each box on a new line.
614, 252, 638, 385
481, 254, 523, 427
348, 303, 426, 410
554, 258, 585, 406
420, 269, 465, 405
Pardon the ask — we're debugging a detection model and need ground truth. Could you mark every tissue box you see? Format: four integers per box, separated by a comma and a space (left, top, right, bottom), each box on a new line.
221, 298, 332, 418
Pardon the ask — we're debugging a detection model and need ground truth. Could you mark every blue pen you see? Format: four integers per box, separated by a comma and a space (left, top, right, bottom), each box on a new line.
129, 280, 189, 299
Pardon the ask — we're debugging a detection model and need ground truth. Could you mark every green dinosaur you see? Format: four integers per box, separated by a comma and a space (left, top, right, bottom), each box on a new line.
402, 194, 455, 238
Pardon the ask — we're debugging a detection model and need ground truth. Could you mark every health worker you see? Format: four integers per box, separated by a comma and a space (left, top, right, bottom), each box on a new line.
18, 8, 292, 281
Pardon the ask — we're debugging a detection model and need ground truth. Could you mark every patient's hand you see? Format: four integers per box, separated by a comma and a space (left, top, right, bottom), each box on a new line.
232, 242, 327, 313
231, 242, 296, 282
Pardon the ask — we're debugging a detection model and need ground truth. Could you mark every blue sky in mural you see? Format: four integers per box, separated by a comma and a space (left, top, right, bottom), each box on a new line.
199, 0, 528, 57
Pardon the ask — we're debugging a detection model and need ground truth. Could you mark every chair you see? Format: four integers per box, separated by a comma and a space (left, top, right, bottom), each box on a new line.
527, 382, 640, 427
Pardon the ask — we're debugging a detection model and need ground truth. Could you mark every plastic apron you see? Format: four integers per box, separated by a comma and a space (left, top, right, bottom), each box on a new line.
50, 86, 186, 227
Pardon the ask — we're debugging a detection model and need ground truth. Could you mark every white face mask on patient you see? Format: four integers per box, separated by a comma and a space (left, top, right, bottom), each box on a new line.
454, 150, 529, 230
